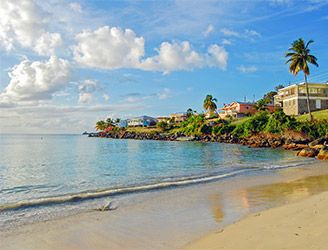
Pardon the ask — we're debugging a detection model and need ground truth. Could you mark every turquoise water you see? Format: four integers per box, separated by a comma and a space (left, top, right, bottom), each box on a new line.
0, 134, 313, 227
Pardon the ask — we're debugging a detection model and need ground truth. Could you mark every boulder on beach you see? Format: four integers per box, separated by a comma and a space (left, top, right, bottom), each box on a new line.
317, 146, 328, 160
297, 148, 318, 158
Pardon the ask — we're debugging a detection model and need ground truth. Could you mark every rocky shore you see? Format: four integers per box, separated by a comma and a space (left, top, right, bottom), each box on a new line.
89, 131, 328, 160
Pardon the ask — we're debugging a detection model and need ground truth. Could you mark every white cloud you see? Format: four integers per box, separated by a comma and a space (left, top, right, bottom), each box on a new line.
140, 41, 228, 73
78, 79, 97, 104
0, 56, 70, 104
69, 2, 82, 13
207, 44, 228, 70
221, 27, 261, 41
237, 65, 257, 73
157, 88, 171, 100
72, 26, 145, 69
203, 24, 214, 37
140, 41, 203, 73
222, 39, 232, 45
244, 29, 261, 40
103, 94, 110, 102
220, 28, 240, 37
72, 26, 228, 73
0, 0, 62, 55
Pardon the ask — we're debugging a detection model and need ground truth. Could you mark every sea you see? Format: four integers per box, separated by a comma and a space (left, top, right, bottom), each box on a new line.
0, 134, 315, 230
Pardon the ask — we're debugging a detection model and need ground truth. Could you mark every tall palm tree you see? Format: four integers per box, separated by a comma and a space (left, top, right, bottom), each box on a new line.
285, 38, 319, 121
203, 95, 217, 115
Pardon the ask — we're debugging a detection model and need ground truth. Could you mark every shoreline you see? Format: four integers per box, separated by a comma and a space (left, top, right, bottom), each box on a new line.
1, 160, 328, 249
89, 131, 328, 161
186, 189, 328, 250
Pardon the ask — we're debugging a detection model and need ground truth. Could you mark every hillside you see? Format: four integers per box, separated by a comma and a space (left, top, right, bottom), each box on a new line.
296, 109, 328, 122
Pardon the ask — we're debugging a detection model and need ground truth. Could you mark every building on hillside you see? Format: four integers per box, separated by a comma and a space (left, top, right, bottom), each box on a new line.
157, 116, 170, 123
274, 82, 328, 115
127, 116, 157, 127
219, 101, 275, 119
118, 120, 128, 128
170, 112, 188, 123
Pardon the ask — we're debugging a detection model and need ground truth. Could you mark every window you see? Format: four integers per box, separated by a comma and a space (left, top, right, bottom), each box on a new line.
316, 100, 321, 109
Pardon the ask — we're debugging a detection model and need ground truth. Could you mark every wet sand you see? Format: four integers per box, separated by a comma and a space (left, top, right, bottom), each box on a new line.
186, 188, 328, 250
1, 161, 328, 250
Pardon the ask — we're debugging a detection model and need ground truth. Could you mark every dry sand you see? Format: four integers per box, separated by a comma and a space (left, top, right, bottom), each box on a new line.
186, 190, 328, 250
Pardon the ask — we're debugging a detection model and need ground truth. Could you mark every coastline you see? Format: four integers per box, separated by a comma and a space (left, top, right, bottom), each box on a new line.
1, 160, 328, 250
186, 190, 328, 250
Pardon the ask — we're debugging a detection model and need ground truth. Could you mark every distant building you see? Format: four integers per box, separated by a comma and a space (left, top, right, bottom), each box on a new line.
274, 82, 328, 115
157, 116, 170, 123
219, 101, 275, 118
118, 120, 128, 128
127, 116, 157, 127
170, 112, 188, 123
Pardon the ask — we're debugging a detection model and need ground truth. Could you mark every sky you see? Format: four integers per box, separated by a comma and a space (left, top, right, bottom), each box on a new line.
0, 0, 328, 134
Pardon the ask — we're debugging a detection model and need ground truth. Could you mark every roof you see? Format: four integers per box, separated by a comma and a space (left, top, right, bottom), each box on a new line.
129, 115, 156, 120
278, 82, 328, 91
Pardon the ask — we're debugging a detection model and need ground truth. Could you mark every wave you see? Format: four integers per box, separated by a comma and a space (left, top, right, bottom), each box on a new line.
0, 169, 250, 212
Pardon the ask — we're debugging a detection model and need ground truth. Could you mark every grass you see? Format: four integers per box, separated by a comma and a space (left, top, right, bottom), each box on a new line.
230, 116, 252, 125
296, 109, 328, 122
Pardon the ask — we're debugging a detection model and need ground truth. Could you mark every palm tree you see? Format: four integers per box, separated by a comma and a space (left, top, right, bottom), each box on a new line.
285, 38, 319, 121
203, 95, 217, 116
95, 120, 107, 131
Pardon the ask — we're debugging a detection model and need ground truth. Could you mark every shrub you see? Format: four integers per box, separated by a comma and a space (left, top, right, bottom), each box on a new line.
232, 111, 270, 137
296, 120, 328, 139
264, 110, 298, 133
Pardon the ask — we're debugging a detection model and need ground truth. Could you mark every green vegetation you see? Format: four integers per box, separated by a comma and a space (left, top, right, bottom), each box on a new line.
285, 38, 319, 121
203, 95, 217, 117
296, 109, 328, 122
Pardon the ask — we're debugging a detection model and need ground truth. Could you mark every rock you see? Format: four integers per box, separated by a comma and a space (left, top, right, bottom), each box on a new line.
283, 143, 308, 151
176, 136, 195, 141
96, 201, 118, 212
309, 137, 328, 147
317, 146, 328, 160
297, 148, 318, 158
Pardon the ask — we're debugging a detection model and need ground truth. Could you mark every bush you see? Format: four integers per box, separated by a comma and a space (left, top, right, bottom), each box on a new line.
212, 123, 236, 135
296, 120, 328, 139
264, 110, 298, 133
232, 111, 270, 137
177, 114, 206, 136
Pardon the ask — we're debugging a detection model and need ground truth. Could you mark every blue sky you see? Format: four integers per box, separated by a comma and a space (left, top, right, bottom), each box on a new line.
0, 0, 328, 133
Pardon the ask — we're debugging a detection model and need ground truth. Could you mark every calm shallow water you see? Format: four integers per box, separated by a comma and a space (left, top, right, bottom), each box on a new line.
0, 134, 315, 228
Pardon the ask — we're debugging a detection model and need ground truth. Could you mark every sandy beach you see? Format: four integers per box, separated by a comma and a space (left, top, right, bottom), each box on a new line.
186, 189, 328, 250
1, 161, 328, 250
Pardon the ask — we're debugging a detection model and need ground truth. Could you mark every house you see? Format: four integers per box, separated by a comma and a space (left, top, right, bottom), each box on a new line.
118, 120, 128, 128
219, 101, 275, 118
157, 116, 170, 123
274, 82, 328, 115
127, 116, 157, 127
170, 112, 188, 123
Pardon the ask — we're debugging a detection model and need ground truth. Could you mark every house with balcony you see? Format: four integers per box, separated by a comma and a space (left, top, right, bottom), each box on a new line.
274, 82, 328, 115
219, 101, 275, 118
127, 116, 157, 127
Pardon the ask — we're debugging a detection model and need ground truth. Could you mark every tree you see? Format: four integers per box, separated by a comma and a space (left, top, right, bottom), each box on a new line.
203, 95, 217, 115
274, 84, 284, 92
95, 120, 107, 131
106, 118, 114, 127
263, 91, 277, 104
186, 108, 194, 118
255, 99, 269, 111
285, 38, 319, 121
